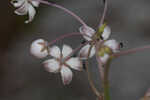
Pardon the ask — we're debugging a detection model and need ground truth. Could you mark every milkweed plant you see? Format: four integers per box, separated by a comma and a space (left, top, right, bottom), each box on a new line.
11, 0, 150, 100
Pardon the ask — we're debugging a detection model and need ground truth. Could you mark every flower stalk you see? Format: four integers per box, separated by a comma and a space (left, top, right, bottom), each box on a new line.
33, 0, 87, 26
98, 0, 108, 28
103, 56, 112, 100
85, 44, 102, 98
113, 45, 150, 57
48, 32, 82, 46
85, 60, 102, 98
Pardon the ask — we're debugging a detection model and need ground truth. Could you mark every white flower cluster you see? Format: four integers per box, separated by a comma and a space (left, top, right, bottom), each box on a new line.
11, 0, 40, 23
11, 0, 121, 85
30, 25, 121, 85
79, 25, 120, 64
30, 39, 82, 85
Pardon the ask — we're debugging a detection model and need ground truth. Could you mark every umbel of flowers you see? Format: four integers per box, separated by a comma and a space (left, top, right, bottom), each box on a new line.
11, 0, 150, 100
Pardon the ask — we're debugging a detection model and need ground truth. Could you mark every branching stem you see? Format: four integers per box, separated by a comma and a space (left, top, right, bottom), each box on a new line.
34, 0, 87, 26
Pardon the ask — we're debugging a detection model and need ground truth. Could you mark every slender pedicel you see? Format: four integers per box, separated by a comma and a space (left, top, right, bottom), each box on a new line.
48, 32, 82, 46
98, 0, 108, 28
95, 40, 105, 81
86, 44, 102, 98
85, 60, 102, 98
32, 0, 87, 26
113, 45, 150, 57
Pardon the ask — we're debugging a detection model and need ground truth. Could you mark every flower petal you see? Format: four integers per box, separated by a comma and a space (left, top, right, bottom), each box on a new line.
62, 44, 73, 58
78, 44, 96, 59
25, 3, 36, 23
60, 66, 73, 85
14, 1, 28, 15
11, 0, 25, 7
101, 26, 111, 40
43, 59, 60, 73
30, 39, 48, 58
100, 53, 109, 64
104, 39, 120, 53
31, 1, 40, 7
79, 26, 95, 41
49, 46, 61, 59
66, 57, 82, 71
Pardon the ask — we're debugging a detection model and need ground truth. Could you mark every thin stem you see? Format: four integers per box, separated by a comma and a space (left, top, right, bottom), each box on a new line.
113, 45, 150, 57
95, 40, 104, 81
35, 0, 87, 26
85, 45, 102, 98
96, 56, 104, 81
85, 60, 102, 98
103, 57, 112, 100
48, 32, 82, 46
98, 0, 108, 28
95, 40, 111, 100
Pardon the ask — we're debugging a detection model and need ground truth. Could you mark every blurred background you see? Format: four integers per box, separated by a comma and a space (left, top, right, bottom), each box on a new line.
1, 0, 150, 100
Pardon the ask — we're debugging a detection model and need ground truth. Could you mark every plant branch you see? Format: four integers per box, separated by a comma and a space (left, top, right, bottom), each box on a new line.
95, 40, 111, 100
85, 60, 102, 97
113, 45, 150, 57
85, 45, 102, 98
98, 0, 108, 28
35, 0, 87, 26
95, 40, 104, 81
48, 32, 82, 46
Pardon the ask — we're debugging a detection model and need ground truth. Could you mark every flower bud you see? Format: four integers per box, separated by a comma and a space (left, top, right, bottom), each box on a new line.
30, 39, 48, 58
79, 25, 95, 41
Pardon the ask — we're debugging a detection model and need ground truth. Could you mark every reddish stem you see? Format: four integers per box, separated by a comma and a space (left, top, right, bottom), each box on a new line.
98, 0, 108, 28
113, 45, 150, 57
48, 32, 82, 46
95, 40, 105, 81
34, 0, 87, 26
